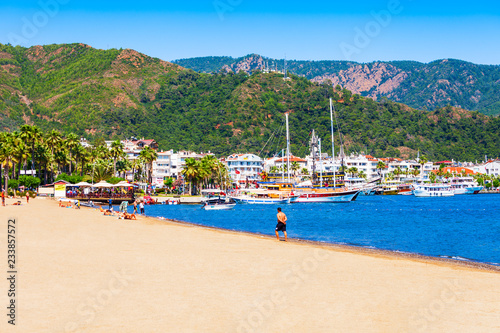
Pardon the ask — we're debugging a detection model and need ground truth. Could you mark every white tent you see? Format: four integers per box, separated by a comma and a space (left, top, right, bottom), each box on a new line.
114, 181, 132, 187
92, 181, 113, 188
74, 181, 93, 187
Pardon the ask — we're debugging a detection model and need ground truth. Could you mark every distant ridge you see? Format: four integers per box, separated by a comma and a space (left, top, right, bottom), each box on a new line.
173, 54, 500, 116
1, 43, 499, 161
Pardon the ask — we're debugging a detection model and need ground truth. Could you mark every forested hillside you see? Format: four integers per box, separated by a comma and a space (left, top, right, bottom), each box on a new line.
173, 55, 500, 116
1, 43, 499, 161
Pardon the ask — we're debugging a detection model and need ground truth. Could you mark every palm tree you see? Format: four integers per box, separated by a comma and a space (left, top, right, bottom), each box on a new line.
411, 166, 420, 178
138, 146, 158, 184
116, 159, 131, 179
19, 125, 42, 175
73, 144, 88, 177
376, 161, 386, 177
0, 133, 16, 192
110, 140, 125, 177
393, 166, 403, 181
13, 137, 30, 180
301, 168, 309, 176
358, 171, 367, 180
269, 166, 279, 173
65, 133, 79, 174
182, 157, 199, 195
349, 167, 358, 177
419, 156, 428, 178
45, 130, 62, 182
92, 160, 112, 182
291, 161, 300, 176
385, 172, 395, 181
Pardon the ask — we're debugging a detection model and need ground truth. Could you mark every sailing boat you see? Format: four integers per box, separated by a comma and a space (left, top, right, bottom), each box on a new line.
292, 99, 360, 203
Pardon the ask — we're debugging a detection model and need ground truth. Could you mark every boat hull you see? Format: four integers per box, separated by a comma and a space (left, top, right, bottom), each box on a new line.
465, 186, 483, 194
292, 190, 360, 203
203, 203, 236, 210
231, 197, 291, 204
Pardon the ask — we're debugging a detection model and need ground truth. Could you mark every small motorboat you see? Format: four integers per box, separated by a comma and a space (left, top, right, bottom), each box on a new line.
202, 197, 237, 210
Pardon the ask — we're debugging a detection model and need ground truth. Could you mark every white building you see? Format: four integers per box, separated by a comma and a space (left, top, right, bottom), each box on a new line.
151, 150, 175, 186
474, 160, 500, 177
226, 154, 264, 184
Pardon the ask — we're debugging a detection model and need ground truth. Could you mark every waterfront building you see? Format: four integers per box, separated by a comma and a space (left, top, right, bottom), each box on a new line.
474, 160, 500, 177
226, 154, 263, 184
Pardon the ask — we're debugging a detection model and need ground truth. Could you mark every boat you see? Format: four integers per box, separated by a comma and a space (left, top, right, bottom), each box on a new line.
290, 100, 360, 203
202, 197, 236, 210
292, 188, 360, 203
448, 177, 483, 195
230, 189, 294, 204
412, 183, 454, 197
374, 180, 400, 195
397, 184, 413, 195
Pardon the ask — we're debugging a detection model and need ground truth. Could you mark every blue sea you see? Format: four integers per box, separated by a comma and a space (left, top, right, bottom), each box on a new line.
124, 194, 500, 266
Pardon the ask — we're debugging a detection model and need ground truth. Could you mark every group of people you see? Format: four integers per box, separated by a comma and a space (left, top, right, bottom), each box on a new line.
2, 190, 32, 206
59, 199, 81, 209
100, 206, 137, 220
108, 198, 145, 215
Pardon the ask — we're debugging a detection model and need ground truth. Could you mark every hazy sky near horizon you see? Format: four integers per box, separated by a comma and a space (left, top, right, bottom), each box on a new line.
1, 0, 499, 64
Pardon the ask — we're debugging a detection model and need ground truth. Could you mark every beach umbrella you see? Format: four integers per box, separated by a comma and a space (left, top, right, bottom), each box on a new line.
93, 181, 113, 188
74, 182, 92, 187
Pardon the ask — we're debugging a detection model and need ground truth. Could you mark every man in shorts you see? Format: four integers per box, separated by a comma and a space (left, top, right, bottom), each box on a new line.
139, 201, 145, 215
275, 207, 287, 241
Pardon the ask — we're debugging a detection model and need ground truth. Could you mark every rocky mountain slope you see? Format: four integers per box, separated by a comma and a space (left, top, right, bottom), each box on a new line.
173, 55, 500, 116
1, 43, 499, 161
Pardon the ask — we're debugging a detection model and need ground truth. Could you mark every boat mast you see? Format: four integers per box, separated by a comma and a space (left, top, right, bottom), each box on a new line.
281, 149, 284, 183
310, 129, 317, 185
330, 98, 336, 188
319, 138, 323, 185
285, 112, 291, 183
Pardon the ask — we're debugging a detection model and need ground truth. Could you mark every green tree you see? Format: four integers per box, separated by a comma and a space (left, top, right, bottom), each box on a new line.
110, 140, 125, 177
139, 146, 158, 184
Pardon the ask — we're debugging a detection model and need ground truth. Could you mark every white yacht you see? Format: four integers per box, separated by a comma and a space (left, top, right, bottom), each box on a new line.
412, 183, 454, 197
448, 177, 483, 195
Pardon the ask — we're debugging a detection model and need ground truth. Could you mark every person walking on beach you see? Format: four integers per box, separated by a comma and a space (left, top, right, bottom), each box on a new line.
26, 192, 30, 203
275, 207, 287, 241
139, 201, 145, 215
108, 198, 113, 210
1, 190, 5, 206
133, 201, 138, 214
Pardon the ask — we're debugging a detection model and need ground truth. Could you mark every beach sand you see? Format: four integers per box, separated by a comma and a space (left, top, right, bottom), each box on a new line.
1, 198, 499, 332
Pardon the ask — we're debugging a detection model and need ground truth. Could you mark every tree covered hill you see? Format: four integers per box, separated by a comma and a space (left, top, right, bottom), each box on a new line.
1, 43, 499, 161
173, 55, 500, 116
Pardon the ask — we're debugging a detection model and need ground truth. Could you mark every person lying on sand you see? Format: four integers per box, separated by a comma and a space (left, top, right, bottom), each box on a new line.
12, 201, 22, 206
104, 209, 115, 216
124, 212, 137, 220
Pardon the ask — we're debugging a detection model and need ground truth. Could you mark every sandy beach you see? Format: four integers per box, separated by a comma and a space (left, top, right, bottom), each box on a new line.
1, 197, 499, 333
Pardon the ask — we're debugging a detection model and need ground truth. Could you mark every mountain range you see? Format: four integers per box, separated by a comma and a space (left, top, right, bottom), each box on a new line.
173, 54, 500, 116
1, 43, 499, 161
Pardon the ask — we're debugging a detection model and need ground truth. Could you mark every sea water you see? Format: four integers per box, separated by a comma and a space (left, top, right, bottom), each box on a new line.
129, 194, 500, 266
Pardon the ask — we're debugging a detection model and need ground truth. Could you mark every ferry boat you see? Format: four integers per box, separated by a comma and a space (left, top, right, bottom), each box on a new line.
292, 188, 360, 203
397, 184, 413, 195
374, 184, 399, 195
230, 189, 294, 204
412, 183, 454, 197
260, 182, 360, 203
202, 197, 236, 210
448, 177, 483, 195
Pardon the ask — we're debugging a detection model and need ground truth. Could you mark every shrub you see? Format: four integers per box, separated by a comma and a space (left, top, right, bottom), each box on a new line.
8, 179, 19, 189
18, 175, 41, 189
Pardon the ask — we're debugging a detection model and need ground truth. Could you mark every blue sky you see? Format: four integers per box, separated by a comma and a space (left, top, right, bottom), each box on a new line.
1, 0, 499, 64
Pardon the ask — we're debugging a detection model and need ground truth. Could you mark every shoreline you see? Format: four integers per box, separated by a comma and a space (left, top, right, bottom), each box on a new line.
134, 212, 500, 274
2, 197, 499, 332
